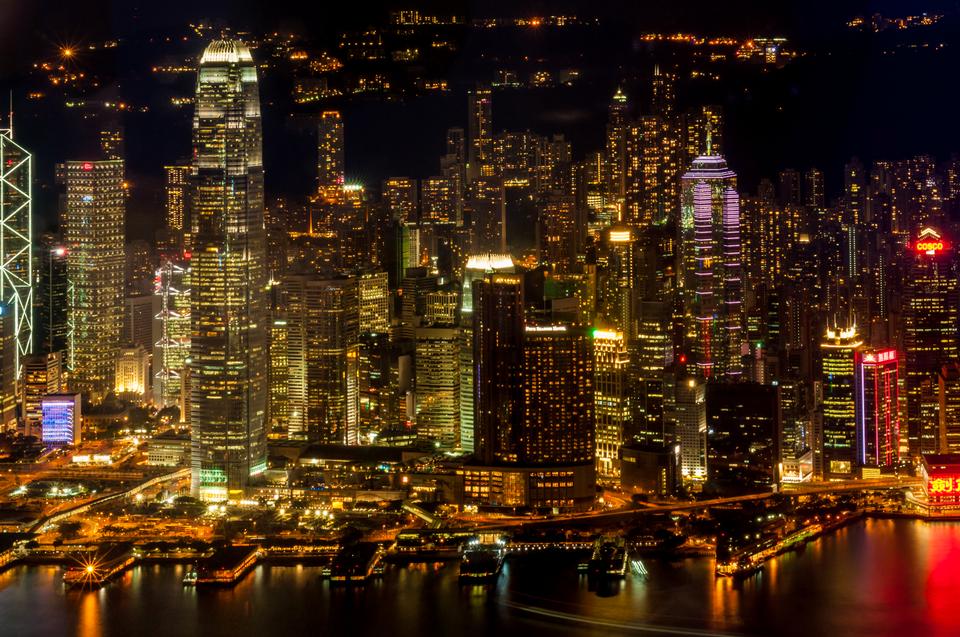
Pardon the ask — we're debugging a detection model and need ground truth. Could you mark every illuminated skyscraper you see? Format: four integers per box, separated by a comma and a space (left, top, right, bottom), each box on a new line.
821, 323, 862, 478
420, 175, 460, 224
539, 193, 577, 274
938, 362, 960, 454
521, 324, 595, 465
904, 227, 958, 456
317, 110, 345, 203
624, 115, 681, 228
0, 120, 33, 380
675, 376, 707, 484
679, 154, 745, 379
282, 274, 359, 444
856, 348, 900, 469
189, 40, 268, 498
63, 160, 125, 401
597, 226, 636, 341
415, 325, 461, 448
473, 273, 524, 464
604, 87, 628, 205
467, 85, 493, 181
382, 177, 418, 222
593, 328, 630, 481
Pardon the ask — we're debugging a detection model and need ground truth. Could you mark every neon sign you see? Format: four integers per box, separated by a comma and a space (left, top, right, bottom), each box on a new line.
82, 162, 94, 171
929, 477, 960, 494
862, 349, 897, 364
913, 227, 949, 255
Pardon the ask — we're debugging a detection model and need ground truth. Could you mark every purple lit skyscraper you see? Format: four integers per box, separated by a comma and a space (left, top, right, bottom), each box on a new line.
679, 154, 745, 380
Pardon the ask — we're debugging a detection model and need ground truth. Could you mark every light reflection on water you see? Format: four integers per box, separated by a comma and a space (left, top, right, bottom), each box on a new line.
1, 520, 959, 637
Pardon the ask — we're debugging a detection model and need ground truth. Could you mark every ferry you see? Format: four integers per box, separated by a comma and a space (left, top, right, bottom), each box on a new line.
458, 533, 507, 582
328, 542, 385, 584
184, 545, 259, 587
63, 543, 136, 589
586, 535, 628, 578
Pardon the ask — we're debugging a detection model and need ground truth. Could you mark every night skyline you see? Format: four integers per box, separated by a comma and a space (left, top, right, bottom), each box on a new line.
3, 3, 960, 636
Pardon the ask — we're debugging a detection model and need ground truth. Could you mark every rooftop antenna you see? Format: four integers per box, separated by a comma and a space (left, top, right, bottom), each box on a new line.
705, 119, 713, 156
4, 91, 11, 135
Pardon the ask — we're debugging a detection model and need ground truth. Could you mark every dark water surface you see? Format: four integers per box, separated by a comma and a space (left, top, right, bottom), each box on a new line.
2, 519, 959, 637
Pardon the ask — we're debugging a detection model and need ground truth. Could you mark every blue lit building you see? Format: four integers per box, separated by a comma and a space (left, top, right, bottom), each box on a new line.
40, 393, 81, 447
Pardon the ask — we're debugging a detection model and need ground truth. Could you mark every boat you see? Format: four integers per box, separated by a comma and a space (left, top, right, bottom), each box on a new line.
63, 543, 136, 589
328, 542, 385, 584
587, 535, 628, 578
458, 533, 507, 582
184, 545, 259, 587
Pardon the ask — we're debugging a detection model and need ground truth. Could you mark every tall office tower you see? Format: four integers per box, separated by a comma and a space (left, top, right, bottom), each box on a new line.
282, 274, 359, 443
675, 376, 707, 485
473, 273, 524, 464
633, 300, 672, 444
904, 227, 959, 456
821, 323, 862, 478
63, 160, 125, 401
682, 105, 723, 163
604, 87, 629, 205
357, 270, 390, 334
420, 176, 460, 224
597, 226, 636, 341
20, 352, 63, 438
125, 240, 155, 295
679, 154, 745, 380
593, 328, 630, 481
424, 287, 458, 325
706, 383, 780, 493
856, 348, 900, 469
190, 40, 268, 499
415, 325, 461, 448
99, 125, 124, 160
383, 177, 418, 222
0, 304, 15, 431
539, 192, 577, 274
459, 255, 514, 453
938, 362, 960, 453
465, 176, 505, 253
521, 324, 595, 464
778, 168, 801, 206
123, 294, 157, 352
0, 120, 32, 380
804, 167, 825, 210
317, 110, 345, 204
164, 163, 190, 232
466, 85, 493, 181
153, 259, 191, 414
624, 115, 681, 229
844, 157, 866, 226
35, 235, 68, 355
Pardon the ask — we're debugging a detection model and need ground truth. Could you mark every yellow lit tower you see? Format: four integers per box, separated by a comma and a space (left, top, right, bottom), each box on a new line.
189, 39, 268, 499
820, 322, 862, 479
604, 87, 628, 209
317, 111, 345, 204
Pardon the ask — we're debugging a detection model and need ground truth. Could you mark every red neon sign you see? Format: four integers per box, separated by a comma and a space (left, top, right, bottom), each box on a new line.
915, 241, 947, 254
82, 162, 94, 171
863, 349, 897, 364
929, 477, 960, 494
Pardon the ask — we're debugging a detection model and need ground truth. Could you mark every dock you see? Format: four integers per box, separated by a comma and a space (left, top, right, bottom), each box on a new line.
63, 543, 136, 589
184, 545, 260, 587
328, 542, 385, 583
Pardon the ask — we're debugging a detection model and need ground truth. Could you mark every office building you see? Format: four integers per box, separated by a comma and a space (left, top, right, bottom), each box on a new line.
63, 159, 125, 401
34, 234, 69, 355
415, 325, 460, 448
115, 345, 150, 398
856, 348, 900, 469
593, 328, 630, 481
189, 39, 268, 499
706, 382, 780, 493
0, 304, 15, 431
821, 323, 862, 478
164, 163, 190, 232
21, 352, 63, 438
904, 227, 958, 456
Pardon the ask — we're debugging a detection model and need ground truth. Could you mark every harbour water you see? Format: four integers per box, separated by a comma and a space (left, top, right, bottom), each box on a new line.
1, 519, 959, 637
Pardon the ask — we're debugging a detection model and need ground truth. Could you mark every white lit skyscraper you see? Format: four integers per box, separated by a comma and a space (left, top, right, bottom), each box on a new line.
189, 40, 268, 499
0, 119, 32, 380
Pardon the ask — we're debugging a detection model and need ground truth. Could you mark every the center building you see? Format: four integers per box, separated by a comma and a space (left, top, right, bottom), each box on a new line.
459, 273, 596, 512
189, 40, 268, 500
